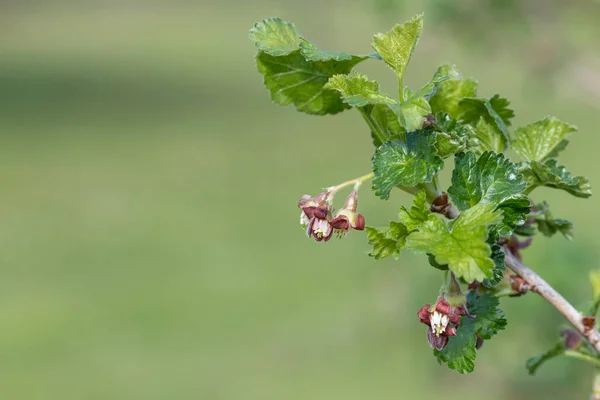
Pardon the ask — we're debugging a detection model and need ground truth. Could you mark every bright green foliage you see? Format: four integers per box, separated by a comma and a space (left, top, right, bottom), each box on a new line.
325, 72, 398, 107
467, 291, 507, 339
252, 13, 593, 376
449, 151, 526, 210
372, 14, 424, 86
396, 73, 448, 131
458, 95, 513, 149
513, 117, 577, 162
372, 132, 443, 199
407, 203, 502, 282
325, 72, 403, 146
251, 18, 370, 115
434, 113, 471, 158
249, 17, 303, 56
470, 117, 506, 153
366, 222, 409, 260
448, 151, 529, 235
399, 191, 430, 231
434, 317, 477, 373
430, 64, 478, 118
526, 340, 566, 375
523, 160, 592, 198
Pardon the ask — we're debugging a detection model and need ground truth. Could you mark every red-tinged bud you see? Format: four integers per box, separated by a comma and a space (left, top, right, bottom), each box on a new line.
504, 235, 533, 261
583, 316, 596, 334
422, 113, 436, 128
330, 190, 365, 235
561, 329, 582, 350
476, 336, 484, 350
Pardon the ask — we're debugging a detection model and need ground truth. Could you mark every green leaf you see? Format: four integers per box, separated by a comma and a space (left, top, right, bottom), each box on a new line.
249, 17, 302, 56
458, 95, 513, 149
434, 317, 477, 374
366, 222, 409, 260
429, 64, 478, 118
526, 340, 565, 375
467, 291, 507, 339
399, 191, 430, 231
481, 244, 506, 288
433, 113, 471, 158
325, 72, 398, 107
449, 151, 529, 235
448, 151, 527, 210
251, 18, 370, 115
372, 131, 444, 199
469, 117, 506, 154
407, 203, 503, 282
513, 117, 577, 162
324, 72, 403, 146
396, 73, 448, 132
523, 160, 592, 198
256, 51, 367, 115
372, 14, 424, 82
530, 201, 573, 239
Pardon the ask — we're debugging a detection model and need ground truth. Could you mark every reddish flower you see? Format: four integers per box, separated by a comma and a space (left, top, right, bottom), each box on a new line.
417, 296, 468, 350
298, 192, 334, 242
330, 190, 365, 235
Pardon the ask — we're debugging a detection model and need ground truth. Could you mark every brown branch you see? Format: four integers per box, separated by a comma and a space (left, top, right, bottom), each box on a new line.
503, 251, 600, 353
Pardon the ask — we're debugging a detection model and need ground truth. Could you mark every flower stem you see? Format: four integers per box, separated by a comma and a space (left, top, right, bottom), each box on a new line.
328, 173, 374, 197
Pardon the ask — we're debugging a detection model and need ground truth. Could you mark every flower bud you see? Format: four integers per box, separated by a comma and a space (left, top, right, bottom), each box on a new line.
330, 190, 365, 235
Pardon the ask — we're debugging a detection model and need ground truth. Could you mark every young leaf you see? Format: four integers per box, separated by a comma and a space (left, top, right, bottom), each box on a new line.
469, 117, 506, 154
325, 72, 398, 107
399, 191, 430, 231
526, 340, 565, 375
589, 270, 600, 316
372, 131, 443, 199
396, 73, 448, 131
467, 291, 507, 339
448, 151, 527, 210
434, 317, 477, 374
433, 112, 471, 158
429, 64, 478, 118
251, 18, 370, 115
249, 17, 302, 56
366, 222, 409, 260
458, 95, 513, 148
523, 160, 592, 198
372, 14, 424, 84
407, 203, 503, 282
513, 117, 577, 162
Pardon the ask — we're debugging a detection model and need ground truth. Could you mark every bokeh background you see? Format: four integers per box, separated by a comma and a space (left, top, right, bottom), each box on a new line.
2, 1, 600, 399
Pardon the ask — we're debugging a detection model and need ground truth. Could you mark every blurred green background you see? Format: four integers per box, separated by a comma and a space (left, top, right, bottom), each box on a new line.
1, 1, 600, 399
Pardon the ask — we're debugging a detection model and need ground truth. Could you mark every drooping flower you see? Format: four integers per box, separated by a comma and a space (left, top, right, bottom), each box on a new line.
417, 296, 468, 350
298, 191, 334, 242
330, 189, 365, 235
